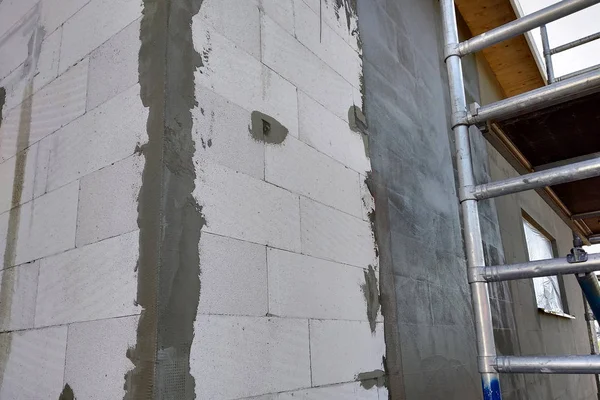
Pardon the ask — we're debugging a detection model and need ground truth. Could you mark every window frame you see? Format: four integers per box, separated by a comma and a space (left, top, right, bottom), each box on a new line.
521, 211, 573, 319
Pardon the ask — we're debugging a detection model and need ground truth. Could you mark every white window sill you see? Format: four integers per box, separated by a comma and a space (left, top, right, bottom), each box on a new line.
537, 308, 576, 320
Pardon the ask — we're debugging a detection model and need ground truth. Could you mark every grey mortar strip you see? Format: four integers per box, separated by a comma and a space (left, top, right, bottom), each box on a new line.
124, 0, 205, 398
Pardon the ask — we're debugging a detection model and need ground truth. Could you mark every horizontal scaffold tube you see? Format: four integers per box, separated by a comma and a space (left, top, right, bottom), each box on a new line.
551, 30, 600, 54
482, 253, 600, 282
467, 68, 600, 124
470, 157, 600, 200
494, 356, 600, 374
458, 0, 600, 56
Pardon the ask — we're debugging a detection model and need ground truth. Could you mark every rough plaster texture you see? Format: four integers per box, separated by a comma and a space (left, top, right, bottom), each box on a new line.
358, 1, 597, 399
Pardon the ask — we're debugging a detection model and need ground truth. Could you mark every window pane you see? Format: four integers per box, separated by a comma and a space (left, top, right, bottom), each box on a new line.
523, 219, 564, 313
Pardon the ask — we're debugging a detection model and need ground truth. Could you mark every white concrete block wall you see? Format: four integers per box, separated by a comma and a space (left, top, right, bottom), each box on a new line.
0, 0, 385, 398
191, 1, 385, 399
0, 0, 143, 397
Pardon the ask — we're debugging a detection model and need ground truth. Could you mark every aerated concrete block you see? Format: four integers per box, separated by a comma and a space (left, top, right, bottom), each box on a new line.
310, 319, 385, 386
35, 230, 140, 327
196, 161, 301, 252
191, 315, 311, 399
76, 154, 143, 247
64, 315, 138, 400
13, 181, 79, 266
265, 136, 362, 218
268, 248, 368, 321
0, 326, 68, 400
46, 83, 146, 192
300, 196, 376, 268
261, 14, 354, 122
199, 233, 268, 316
87, 17, 140, 111
59, 0, 142, 73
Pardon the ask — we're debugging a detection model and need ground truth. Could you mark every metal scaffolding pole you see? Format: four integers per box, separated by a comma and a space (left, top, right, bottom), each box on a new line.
494, 356, 600, 373
555, 63, 600, 82
551, 30, 600, 54
467, 68, 600, 124
479, 254, 600, 282
441, 1, 500, 399
581, 294, 600, 398
469, 157, 600, 200
541, 25, 555, 84
457, 0, 600, 56
578, 273, 600, 322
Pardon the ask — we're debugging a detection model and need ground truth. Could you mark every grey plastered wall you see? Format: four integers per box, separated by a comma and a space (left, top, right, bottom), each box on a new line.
357, 1, 480, 398
358, 1, 597, 399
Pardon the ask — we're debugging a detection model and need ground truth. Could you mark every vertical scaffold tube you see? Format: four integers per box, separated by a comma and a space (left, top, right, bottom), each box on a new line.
440, 1, 502, 399
578, 273, 600, 322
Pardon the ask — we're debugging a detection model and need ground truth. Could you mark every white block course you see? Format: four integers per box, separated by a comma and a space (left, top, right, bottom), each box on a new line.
65, 315, 138, 400
298, 92, 370, 174
268, 248, 368, 321
259, 0, 295, 36
0, 27, 62, 113
310, 320, 385, 386
294, 0, 362, 89
193, 88, 264, 179
87, 17, 140, 111
0, 0, 38, 39
191, 315, 311, 400
0, 326, 68, 400
0, 20, 29, 82
41, 0, 91, 38
0, 58, 88, 162
199, 233, 267, 316
59, 0, 142, 74
33, 27, 62, 93
14, 180, 78, 266
197, 0, 261, 60
46, 83, 146, 192
0, 147, 36, 214
266, 136, 362, 218
0, 261, 39, 332
76, 154, 143, 247
300, 197, 376, 268
196, 161, 301, 252
193, 23, 299, 138
261, 13, 354, 121
35, 230, 140, 327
